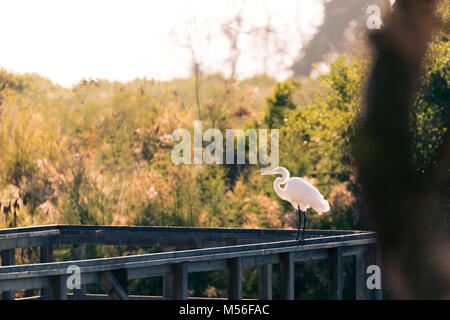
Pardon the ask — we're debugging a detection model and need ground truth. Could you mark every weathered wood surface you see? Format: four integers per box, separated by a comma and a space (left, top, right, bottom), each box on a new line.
72, 244, 86, 299
0, 230, 60, 250
227, 258, 243, 300
0, 225, 379, 300
163, 274, 174, 299
49, 274, 67, 300
328, 247, 343, 300
0, 237, 376, 281
99, 271, 129, 300
1, 249, 15, 300
279, 252, 295, 300
258, 264, 272, 300
356, 244, 383, 300
172, 263, 188, 300
0, 224, 370, 250
39, 245, 54, 299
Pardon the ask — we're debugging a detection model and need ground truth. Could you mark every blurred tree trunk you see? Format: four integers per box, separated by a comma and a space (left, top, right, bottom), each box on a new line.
354, 0, 450, 299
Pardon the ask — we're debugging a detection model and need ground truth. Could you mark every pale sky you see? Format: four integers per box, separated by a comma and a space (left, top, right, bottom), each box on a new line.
0, 0, 325, 87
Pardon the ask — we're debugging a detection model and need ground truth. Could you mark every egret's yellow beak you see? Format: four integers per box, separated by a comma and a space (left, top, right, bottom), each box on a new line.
261, 169, 275, 176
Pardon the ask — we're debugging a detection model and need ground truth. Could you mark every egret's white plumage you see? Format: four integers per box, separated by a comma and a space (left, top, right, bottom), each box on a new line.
262, 166, 330, 241
262, 167, 330, 214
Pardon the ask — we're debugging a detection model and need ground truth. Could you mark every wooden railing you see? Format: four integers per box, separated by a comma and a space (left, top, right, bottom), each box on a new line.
0, 225, 382, 300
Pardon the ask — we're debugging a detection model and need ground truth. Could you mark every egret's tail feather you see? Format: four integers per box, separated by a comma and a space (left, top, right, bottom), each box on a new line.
313, 199, 330, 215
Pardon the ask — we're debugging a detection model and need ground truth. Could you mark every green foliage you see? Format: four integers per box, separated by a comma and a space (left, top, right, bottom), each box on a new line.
264, 79, 300, 128
278, 56, 368, 230
411, 32, 450, 174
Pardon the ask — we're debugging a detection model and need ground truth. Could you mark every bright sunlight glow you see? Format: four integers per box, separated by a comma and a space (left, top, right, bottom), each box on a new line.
0, 0, 324, 87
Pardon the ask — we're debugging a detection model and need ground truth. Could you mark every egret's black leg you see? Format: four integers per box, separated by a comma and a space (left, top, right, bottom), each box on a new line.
301, 210, 307, 243
296, 206, 301, 241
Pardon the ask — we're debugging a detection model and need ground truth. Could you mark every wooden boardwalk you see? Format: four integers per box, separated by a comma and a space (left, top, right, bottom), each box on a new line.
0, 225, 382, 300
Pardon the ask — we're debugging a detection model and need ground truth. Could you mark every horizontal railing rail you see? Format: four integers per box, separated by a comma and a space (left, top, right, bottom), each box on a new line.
0, 225, 381, 300
0, 224, 368, 250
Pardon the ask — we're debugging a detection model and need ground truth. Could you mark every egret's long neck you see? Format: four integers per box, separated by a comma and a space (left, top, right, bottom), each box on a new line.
273, 169, 289, 201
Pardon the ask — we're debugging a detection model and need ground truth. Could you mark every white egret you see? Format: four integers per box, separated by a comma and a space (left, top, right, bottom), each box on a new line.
262, 167, 330, 242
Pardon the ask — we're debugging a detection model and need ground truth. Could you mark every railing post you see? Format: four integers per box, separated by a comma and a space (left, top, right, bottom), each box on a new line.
1, 249, 15, 300
328, 247, 343, 300
49, 275, 68, 300
40, 245, 54, 262
24, 248, 36, 297
258, 264, 272, 300
172, 263, 188, 300
227, 258, 243, 300
163, 246, 175, 299
279, 252, 294, 300
72, 244, 86, 299
40, 245, 54, 299
356, 251, 369, 300
356, 244, 383, 300
163, 274, 174, 299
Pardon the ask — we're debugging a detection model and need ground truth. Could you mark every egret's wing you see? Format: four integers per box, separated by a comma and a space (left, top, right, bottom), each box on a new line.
286, 178, 330, 214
